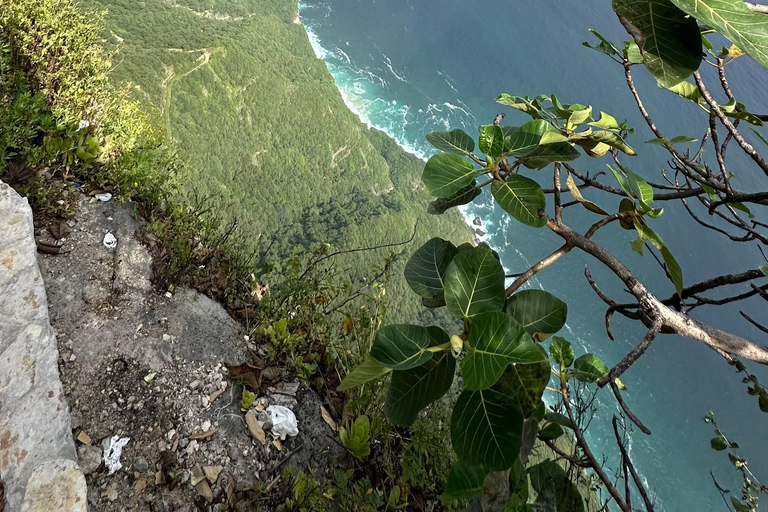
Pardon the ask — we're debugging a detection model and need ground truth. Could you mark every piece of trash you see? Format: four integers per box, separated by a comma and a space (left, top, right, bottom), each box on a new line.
103, 436, 130, 475
103, 232, 117, 249
266, 405, 298, 440
144, 372, 156, 383
95, 192, 112, 202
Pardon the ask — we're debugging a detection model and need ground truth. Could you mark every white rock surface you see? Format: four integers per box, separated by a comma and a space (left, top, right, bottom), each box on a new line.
0, 181, 86, 511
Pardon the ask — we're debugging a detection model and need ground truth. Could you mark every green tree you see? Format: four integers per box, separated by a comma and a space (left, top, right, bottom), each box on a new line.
341, 2, 768, 510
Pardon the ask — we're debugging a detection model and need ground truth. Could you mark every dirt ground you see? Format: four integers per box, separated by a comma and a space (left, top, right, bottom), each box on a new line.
35, 198, 342, 511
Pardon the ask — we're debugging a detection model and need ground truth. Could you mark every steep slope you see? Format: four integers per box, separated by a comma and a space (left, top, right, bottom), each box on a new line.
84, 0, 471, 320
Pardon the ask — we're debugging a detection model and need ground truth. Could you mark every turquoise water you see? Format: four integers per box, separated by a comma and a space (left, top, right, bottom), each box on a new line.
298, 1, 768, 510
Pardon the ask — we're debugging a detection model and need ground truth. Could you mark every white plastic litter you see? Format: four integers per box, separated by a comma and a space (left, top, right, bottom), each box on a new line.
103, 232, 117, 249
94, 192, 112, 202
103, 436, 130, 475
267, 405, 299, 440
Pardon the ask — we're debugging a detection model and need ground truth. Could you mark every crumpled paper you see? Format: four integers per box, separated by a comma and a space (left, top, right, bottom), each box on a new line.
103, 436, 130, 475
266, 405, 299, 440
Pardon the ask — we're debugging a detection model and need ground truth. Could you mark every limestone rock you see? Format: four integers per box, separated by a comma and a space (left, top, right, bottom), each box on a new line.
0, 181, 84, 511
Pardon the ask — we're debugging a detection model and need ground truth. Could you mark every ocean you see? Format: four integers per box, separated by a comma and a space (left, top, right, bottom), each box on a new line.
297, 1, 768, 510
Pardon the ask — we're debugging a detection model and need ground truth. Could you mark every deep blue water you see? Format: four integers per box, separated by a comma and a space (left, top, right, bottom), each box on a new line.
298, 1, 768, 509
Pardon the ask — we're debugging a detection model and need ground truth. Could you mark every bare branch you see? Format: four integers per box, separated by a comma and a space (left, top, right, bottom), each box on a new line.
694, 71, 768, 177
612, 416, 656, 511
505, 244, 572, 296
746, 2, 768, 14
610, 380, 652, 435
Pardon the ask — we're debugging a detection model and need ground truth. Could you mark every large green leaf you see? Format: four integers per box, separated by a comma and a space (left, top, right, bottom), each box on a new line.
609, 165, 656, 212
427, 181, 481, 215
463, 312, 547, 390
497, 94, 550, 120
370, 324, 433, 370
519, 136, 581, 169
671, 0, 768, 73
506, 289, 568, 341
385, 327, 456, 427
506, 119, 552, 157
404, 238, 458, 302
493, 345, 551, 417
444, 245, 506, 320
426, 128, 475, 154
529, 461, 586, 512
550, 336, 575, 369
451, 389, 524, 471
338, 356, 392, 391
588, 130, 636, 155
571, 353, 610, 383
422, 153, 479, 198
492, 175, 548, 228
613, 0, 702, 87
479, 125, 505, 157
443, 462, 487, 500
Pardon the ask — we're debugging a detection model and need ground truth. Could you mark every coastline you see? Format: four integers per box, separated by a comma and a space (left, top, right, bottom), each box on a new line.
297, 5, 490, 246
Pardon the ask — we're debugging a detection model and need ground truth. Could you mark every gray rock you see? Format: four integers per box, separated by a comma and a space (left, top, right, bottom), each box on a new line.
77, 445, 102, 475
0, 181, 85, 511
133, 455, 149, 473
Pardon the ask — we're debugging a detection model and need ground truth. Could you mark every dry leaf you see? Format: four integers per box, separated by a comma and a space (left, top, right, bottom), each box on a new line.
320, 405, 338, 431
189, 429, 217, 441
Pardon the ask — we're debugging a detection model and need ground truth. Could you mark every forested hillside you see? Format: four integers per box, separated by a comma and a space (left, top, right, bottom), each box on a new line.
82, 0, 471, 320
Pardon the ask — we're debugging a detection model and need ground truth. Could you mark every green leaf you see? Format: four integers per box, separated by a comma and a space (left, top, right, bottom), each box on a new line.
385, 327, 456, 427
750, 127, 768, 147
544, 412, 574, 429
661, 246, 684, 296
427, 181, 481, 215
566, 173, 609, 215
370, 324, 433, 370
509, 459, 529, 501
665, 80, 704, 104
567, 105, 593, 127
670, 0, 768, 73
529, 461, 586, 512
759, 394, 768, 413
491, 175, 547, 228
613, 0, 702, 87
589, 111, 620, 130
444, 245, 506, 320
463, 312, 547, 391
550, 336, 575, 368
583, 29, 621, 57
505, 119, 552, 157
422, 153, 479, 198
338, 356, 392, 391
538, 423, 565, 441
404, 238, 458, 302
625, 40, 644, 63
506, 289, 568, 341
479, 125, 505, 157
588, 130, 637, 155
759, 265, 768, 277
497, 94, 548, 120
633, 219, 684, 295
519, 136, 581, 169
710, 435, 728, 451
426, 128, 475, 154
451, 389, 524, 471
493, 347, 551, 417
572, 353, 610, 383
609, 165, 655, 212
442, 462, 486, 500
670, 135, 698, 144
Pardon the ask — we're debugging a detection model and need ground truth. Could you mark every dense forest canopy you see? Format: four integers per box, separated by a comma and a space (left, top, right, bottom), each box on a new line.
83, 0, 472, 321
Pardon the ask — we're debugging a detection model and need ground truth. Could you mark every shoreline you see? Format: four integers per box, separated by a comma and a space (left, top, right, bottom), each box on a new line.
297, 5, 489, 245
